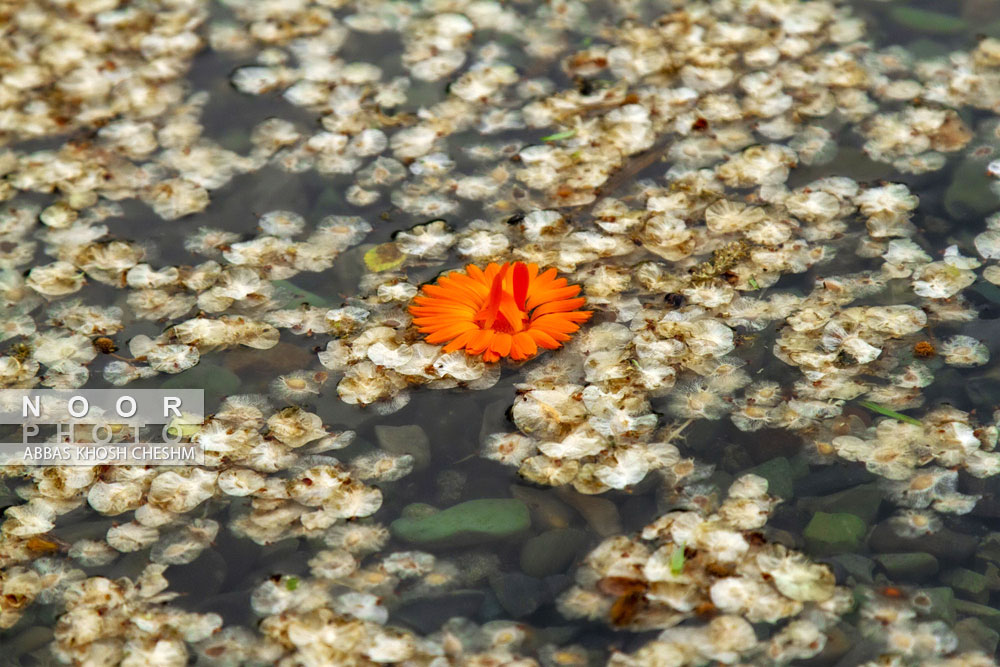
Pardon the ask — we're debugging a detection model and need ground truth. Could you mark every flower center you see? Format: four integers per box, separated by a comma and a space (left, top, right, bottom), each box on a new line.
473, 262, 530, 334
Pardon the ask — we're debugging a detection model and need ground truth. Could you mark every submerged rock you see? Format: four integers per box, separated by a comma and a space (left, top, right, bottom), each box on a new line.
747, 457, 794, 499
798, 483, 882, 526
868, 523, 978, 563
162, 362, 240, 403
890, 7, 968, 35
390, 498, 530, 547
7, 626, 54, 661
394, 590, 486, 634
955, 599, 1000, 632
554, 487, 622, 536
874, 552, 939, 581
918, 587, 957, 625
945, 158, 999, 219
793, 465, 876, 497
804, 512, 867, 555
510, 485, 577, 530
520, 528, 589, 577
954, 617, 1000, 655
942, 567, 990, 604
375, 424, 431, 470
827, 553, 875, 584
489, 571, 546, 618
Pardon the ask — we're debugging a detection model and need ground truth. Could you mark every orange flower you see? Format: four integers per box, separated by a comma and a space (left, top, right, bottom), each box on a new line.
409, 261, 592, 362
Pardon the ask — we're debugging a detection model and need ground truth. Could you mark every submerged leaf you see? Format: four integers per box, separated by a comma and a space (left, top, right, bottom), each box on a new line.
858, 400, 922, 426
541, 129, 576, 142
364, 243, 406, 272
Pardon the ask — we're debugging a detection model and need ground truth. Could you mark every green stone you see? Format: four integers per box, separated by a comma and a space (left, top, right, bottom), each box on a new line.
875, 552, 939, 581
828, 553, 875, 584
822, 147, 895, 182
977, 533, 1000, 565
799, 483, 882, 526
391, 498, 531, 548
890, 7, 968, 35
917, 587, 956, 624
970, 282, 1000, 306
943, 567, 990, 604
945, 158, 999, 220
788, 454, 811, 480
747, 457, 794, 499
984, 20, 1000, 39
489, 572, 546, 618
804, 512, 867, 555
907, 38, 953, 60
955, 618, 1000, 655
955, 599, 1000, 631
162, 363, 240, 405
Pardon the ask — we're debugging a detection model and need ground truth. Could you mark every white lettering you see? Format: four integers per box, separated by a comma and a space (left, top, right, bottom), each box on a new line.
92, 424, 113, 445
23, 395, 40, 418
116, 396, 137, 418
55, 422, 74, 443
67, 396, 89, 418
161, 423, 181, 444
163, 396, 181, 418
21, 424, 38, 443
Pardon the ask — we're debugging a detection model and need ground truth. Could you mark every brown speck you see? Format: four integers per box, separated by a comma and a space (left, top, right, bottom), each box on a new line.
93, 337, 118, 354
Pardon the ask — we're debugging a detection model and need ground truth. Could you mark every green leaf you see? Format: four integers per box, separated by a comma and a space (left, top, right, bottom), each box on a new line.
858, 400, 922, 426
271, 280, 330, 308
285, 577, 299, 591
364, 243, 406, 272
541, 129, 576, 142
670, 542, 686, 575
748, 276, 760, 290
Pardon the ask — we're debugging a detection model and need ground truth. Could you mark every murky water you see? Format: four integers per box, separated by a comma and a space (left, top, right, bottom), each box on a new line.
5, 0, 1000, 664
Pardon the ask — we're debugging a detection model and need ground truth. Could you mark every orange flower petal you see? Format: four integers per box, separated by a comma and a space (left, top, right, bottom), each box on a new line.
465, 264, 490, 284
526, 328, 562, 349
424, 321, 478, 344
530, 297, 588, 317
466, 329, 495, 354
491, 332, 512, 358
512, 331, 537, 359
442, 328, 479, 353
422, 284, 478, 305
526, 285, 581, 310
532, 313, 585, 334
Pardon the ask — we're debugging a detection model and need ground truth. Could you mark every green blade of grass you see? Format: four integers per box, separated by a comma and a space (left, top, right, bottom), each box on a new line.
857, 400, 922, 426
541, 129, 576, 142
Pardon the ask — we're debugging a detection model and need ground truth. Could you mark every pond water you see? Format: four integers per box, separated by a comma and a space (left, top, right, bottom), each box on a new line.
4, 0, 1000, 664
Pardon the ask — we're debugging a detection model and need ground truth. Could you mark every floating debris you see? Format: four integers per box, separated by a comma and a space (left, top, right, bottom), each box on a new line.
3, 0, 1000, 661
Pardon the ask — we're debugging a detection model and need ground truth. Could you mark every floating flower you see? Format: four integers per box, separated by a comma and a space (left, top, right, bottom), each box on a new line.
409, 261, 591, 362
